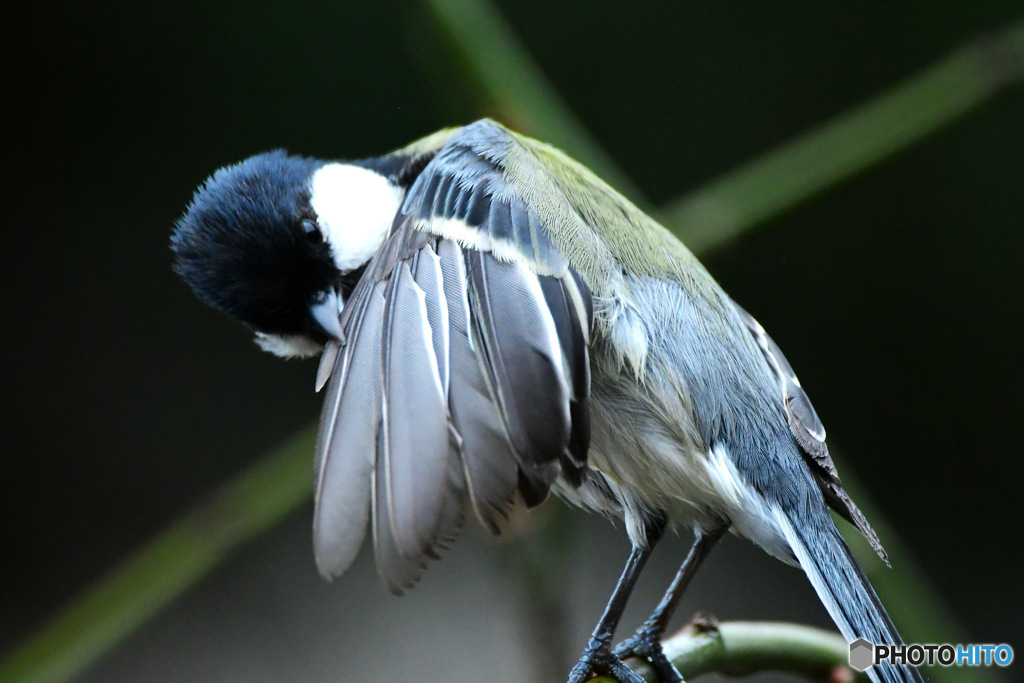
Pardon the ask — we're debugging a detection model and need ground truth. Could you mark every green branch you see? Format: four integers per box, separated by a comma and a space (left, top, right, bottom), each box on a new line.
593, 619, 864, 683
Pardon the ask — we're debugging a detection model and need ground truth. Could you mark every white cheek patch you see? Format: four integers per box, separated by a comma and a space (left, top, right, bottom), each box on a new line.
309, 164, 405, 272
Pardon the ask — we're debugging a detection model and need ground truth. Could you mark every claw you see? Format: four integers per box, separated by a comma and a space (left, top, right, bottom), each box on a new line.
568, 636, 645, 683
613, 621, 683, 682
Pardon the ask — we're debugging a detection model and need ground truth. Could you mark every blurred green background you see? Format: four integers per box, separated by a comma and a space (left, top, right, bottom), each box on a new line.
3, 1, 1022, 681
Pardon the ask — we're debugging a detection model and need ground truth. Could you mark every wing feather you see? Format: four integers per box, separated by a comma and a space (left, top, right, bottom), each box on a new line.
372, 443, 428, 594
537, 274, 591, 479
379, 260, 451, 559
464, 185, 490, 227
312, 121, 595, 589
464, 250, 569, 486
413, 245, 450, 402
439, 240, 519, 532
313, 283, 385, 579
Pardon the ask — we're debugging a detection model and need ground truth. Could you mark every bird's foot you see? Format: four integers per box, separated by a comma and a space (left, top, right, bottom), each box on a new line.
567, 636, 645, 683
612, 619, 682, 683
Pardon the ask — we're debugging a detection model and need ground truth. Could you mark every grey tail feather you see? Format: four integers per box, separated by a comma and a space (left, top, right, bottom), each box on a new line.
776, 508, 925, 683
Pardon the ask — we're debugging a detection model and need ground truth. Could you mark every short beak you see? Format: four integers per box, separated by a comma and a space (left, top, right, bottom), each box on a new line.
310, 289, 345, 342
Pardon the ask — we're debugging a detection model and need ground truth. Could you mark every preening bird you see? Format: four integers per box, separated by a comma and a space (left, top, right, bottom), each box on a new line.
172, 119, 923, 683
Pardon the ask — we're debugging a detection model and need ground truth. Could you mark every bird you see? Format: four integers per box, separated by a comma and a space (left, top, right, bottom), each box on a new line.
172, 118, 923, 683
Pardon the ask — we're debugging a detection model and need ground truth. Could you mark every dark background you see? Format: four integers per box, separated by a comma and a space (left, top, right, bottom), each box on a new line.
3, 2, 1022, 681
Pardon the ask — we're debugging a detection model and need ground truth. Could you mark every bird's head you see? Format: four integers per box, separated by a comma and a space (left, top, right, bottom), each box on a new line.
171, 150, 402, 357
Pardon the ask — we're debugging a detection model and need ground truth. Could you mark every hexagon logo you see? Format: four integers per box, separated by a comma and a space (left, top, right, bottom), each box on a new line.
848, 638, 875, 671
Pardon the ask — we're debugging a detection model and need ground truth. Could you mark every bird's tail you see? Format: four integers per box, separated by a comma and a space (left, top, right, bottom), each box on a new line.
775, 507, 925, 683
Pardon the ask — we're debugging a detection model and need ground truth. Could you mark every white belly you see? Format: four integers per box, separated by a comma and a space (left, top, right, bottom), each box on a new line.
554, 375, 796, 566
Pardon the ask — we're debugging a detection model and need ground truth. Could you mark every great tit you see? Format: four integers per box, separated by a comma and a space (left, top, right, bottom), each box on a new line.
172, 119, 922, 683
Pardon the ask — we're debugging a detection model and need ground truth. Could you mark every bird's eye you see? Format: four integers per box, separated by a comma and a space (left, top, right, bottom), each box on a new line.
302, 219, 322, 243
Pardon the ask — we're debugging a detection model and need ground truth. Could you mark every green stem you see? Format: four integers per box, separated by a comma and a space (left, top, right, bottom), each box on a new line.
0, 429, 316, 683
664, 18, 1024, 252
593, 620, 865, 683
419, 0, 646, 202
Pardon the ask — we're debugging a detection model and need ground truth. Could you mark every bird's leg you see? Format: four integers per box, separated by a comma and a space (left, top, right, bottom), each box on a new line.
612, 525, 727, 682
567, 516, 666, 683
